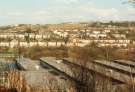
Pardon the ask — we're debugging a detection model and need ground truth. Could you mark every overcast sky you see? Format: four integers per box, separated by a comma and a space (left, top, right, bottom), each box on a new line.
0, 0, 135, 25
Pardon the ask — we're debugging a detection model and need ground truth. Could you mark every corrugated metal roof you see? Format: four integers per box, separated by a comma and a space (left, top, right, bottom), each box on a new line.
113, 60, 135, 67
94, 60, 135, 74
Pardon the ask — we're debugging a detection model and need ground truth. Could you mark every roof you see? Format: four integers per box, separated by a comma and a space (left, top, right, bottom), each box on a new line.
94, 60, 135, 75
0, 61, 9, 71
63, 58, 135, 84
16, 57, 74, 89
113, 60, 135, 67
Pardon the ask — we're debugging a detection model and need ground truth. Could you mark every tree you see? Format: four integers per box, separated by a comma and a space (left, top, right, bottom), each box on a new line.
24, 28, 32, 43
68, 47, 131, 92
128, 0, 135, 4
67, 48, 96, 92
7, 37, 12, 48
64, 35, 69, 44
123, 0, 135, 7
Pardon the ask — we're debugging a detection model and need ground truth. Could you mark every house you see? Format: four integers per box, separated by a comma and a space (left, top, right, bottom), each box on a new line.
104, 29, 111, 33
98, 43, 128, 47
29, 42, 38, 47
16, 34, 25, 39
112, 34, 126, 39
10, 40, 18, 48
92, 31, 101, 34
87, 33, 107, 38
0, 42, 9, 47
35, 34, 43, 39
0, 34, 8, 39
20, 42, 29, 47
29, 33, 36, 39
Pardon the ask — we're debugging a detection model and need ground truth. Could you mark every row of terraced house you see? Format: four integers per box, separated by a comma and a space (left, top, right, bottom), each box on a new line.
0, 39, 133, 48
0, 28, 134, 48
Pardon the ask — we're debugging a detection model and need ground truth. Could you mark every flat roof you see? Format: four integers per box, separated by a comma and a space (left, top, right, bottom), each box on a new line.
20, 70, 72, 89
63, 58, 135, 84
94, 60, 135, 75
16, 57, 74, 89
40, 57, 73, 76
113, 60, 135, 67
17, 58, 42, 71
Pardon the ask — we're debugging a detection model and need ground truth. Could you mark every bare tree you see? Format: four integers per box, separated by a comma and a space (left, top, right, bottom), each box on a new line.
123, 0, 135, 7
67, 47, 96, 92
67, 47, 123, 92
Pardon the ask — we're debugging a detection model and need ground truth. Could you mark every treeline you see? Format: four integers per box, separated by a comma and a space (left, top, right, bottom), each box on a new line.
88, 21, 135, 27
14, 45, 134, 60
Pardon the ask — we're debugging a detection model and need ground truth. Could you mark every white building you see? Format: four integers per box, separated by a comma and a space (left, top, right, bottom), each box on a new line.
112, 34, 126, 39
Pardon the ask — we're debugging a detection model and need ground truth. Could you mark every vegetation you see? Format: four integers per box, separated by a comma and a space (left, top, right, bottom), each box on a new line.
0, 44, 133, 60
0, 45, 135, 92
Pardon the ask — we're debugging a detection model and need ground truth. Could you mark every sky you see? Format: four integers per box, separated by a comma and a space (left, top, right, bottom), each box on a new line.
0, 0, 135, 25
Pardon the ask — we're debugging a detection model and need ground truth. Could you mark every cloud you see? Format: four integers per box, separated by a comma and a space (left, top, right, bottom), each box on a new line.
82, 7, 118, 17
55, 0, 81, 4
127, 7, 135, 13
0, 0, 135, 25
78, 2, 118, 16
7, 12, 24, 17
